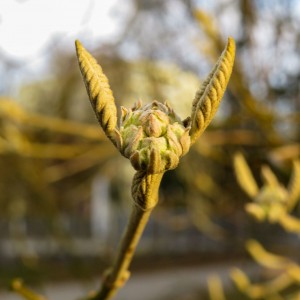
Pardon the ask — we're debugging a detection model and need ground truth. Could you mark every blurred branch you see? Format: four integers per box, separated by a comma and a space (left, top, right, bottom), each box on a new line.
43, 145, 116, 183
234, 153, 300, 227
203, 129, 262, 146
208, 274, 226, 300
269, 144, 300, 165
0, 98, 103, 140
11, 279, 48, 300
246, 239, 292, 270
194, 9, 282, 145
231, 239, 300, 299
231, 267, 293, 299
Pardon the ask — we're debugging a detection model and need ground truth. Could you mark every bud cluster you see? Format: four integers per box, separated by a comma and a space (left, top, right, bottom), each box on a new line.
120, 100, 191, 173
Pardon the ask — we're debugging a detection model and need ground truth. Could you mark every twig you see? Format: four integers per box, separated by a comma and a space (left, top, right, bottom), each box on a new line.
11, 279, 47, 300
87, 172, 163, 300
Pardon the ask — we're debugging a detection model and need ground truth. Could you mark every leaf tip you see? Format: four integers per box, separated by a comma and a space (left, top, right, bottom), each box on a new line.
227, 36, 236, 51
189, 36, 236, 144
226, 37, 236, 62
75, 39, 83, 55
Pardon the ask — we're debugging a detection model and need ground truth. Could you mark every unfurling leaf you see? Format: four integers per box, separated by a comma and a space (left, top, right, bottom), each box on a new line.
230, 268, 250, 291
190, 37, 235, 144
75, 40, 118, 146
233, 152, 259, 198
246, 239, 291, 269
207, 275, 226, 300
279, 214, 300, 233
261, 165, 280, 187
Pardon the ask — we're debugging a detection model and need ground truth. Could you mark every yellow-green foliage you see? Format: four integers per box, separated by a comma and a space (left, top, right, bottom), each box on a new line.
229, 155, 300, 300
234, 153, 300, 231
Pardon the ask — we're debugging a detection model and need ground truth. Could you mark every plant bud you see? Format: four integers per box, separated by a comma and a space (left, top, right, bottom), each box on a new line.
120, 100, 191, 173
255, 186, 288, 205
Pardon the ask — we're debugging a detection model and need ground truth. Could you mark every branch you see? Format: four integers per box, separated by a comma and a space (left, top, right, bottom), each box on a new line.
85, 171, 164, 300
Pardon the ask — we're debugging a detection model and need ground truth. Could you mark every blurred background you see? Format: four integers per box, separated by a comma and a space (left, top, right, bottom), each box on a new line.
0, 0, 300, 299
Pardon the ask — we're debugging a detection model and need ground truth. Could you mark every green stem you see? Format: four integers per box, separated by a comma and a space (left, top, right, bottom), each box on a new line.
89, 171, 164, 300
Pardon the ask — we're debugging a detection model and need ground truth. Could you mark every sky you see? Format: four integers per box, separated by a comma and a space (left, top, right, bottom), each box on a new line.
1, 0, 300, 96
0, 0, 129, 92
0, 0, 121, 59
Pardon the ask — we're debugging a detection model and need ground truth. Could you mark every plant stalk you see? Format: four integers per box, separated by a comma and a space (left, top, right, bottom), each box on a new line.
89, 172, 164, 300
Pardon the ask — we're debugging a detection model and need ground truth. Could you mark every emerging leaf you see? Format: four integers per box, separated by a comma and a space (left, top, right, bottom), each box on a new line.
230, 268, 250, 291
75, 40, 118, 146
233, 152, 259, 198
261, 165, 280, 187
190, 37, 235, 144
246, 239, 291, 269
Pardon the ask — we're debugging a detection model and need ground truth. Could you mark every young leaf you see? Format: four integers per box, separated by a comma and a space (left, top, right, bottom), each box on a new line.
246, 239, 291, 269
261, 165, 280, 187
190, 37, 235, 143
233, 152, 259, 198
75, 40, 118, 146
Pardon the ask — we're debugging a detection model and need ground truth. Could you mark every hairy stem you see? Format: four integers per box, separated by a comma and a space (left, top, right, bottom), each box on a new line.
89, 172, 164, 300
